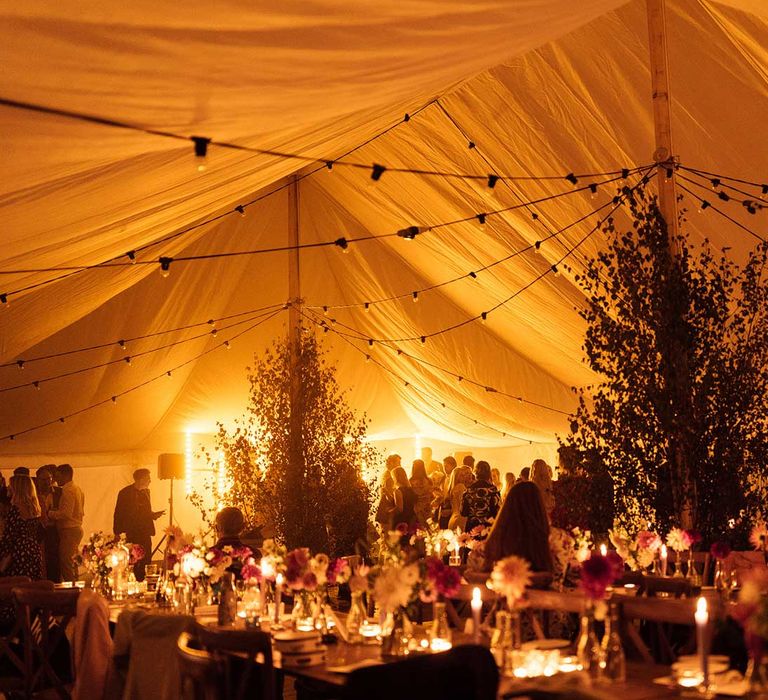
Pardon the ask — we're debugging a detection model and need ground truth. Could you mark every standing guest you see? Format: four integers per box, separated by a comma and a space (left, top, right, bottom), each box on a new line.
462, 455, 475, 471
409, 460, 434, 526
446, 466, 473, 531
442, 456, 457, 480
113, 468, 165, 581
13, 467, 30, 476
35, 465, 61, 582
491, 468, 502, 492
0, 475, 44, 579
391, 467, 417, 529
48, 464, 85, 582
501, 472, 516, 501
461, 460, 501, 534
375, 472, 396, 531
516, 467, 531, 483
483, 482, 553, 574
385, 454, 401, 476
530, 459, 555, 519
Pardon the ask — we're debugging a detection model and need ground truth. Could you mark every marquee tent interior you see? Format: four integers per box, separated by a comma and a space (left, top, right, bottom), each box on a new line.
1, 0, 767, 536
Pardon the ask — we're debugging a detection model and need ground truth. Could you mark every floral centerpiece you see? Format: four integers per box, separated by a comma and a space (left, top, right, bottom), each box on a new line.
572, 527, 594, 564
609, 526, 660, 572
751, 522, 768, 560
487, 555, 532, 610
76, 531, 144, 596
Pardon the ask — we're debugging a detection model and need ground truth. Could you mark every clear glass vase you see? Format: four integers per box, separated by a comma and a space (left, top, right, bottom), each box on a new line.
746, 636, 768, 699
291, 591, 315, 631
429, 601, 452, 652
381, 608, 412, 657
576, 600, 603, 682
714, 560, 731, 596
491, 608, 521, 675
346, 591, 367, 644
601, 602, 626, 682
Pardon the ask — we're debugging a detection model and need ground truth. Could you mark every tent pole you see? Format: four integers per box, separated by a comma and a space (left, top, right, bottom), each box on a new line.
287, 175, 303, 540
646, 0, 693, 529
646, 0, 680, 248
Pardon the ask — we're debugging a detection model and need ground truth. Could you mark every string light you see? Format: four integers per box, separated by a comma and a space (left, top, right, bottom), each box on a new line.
159, 257, 173, 277
127, 251, 136, 264
551, 264, 559, 275
33, 381, 40, 390
364, 302, 370, 312
698, 200, 711, 213
124, 356, 132, 365
334, 237, 348, 252
711, 178, 721, 189
487, 174, 499, 189
412, 291, 419, 303
534, 241, 542, 253
0, 294, 7, 305
111, 396, 117, 404
565, 173, 579, 185
234, 205, 246, 217
371, 163, 386, 181
589, 183, 598, 198
191, 136, 210, 172
223, 340, 231, 350
481, 311, 488, 324
16, 360, 25, 370
476, 213, 486, 225
397, 226, 424, 240
325, 161, 333, 171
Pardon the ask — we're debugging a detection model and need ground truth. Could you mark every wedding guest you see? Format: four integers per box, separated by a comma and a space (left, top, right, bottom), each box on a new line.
447, 466, 473, 531
48, 464, 85, 582
385, 454, 401, 475
531, 459, 555, 519
391, 467, 417, 528
483, 481, 553, 574
442, 455, 457, 479
0, 475, 44, 579
491, 468, 502, 492
462, 455, 475, 470
36, 465, 61, 581
516, 467, 531, 483
461, 460, 500, 533
113, 468, 165, 581
410, 460, 435, 526
501, 472, 516, 501
214, 507, 246, 549
13, 467, 30, 476
375, 471, 396, 530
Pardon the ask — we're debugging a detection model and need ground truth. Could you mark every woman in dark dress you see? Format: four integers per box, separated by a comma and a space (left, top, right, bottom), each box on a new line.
0, 474, 44, 580
390, 467, 417, 529
461, 460, 501, 533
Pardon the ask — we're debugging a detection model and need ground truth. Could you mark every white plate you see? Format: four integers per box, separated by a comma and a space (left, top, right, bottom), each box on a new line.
521, 638, 570, 651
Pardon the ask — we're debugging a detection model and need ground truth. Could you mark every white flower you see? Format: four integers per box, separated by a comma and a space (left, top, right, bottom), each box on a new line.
373, 566, 413, 612
750, 522, 768, 551
488, 555, 531, 607
666, 528, 689, 553
637, 548, 654, 569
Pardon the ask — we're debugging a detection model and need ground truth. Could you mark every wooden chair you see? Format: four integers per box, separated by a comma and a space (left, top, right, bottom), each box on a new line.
643, 575, 694, 598
0, 579, 54, 685
177, 632, 219, 700
14, 587, 79, 700
193, 622, 276, 700
341, 644, 498, 700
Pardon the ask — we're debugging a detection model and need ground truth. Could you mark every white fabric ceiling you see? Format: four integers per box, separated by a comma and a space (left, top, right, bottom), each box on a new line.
1, 0, 766, 462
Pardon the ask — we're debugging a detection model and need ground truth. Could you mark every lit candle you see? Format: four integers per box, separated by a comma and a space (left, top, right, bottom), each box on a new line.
436, 541, 441, 558
695, 596, 709, 689
471, 587, 482, 644
274, 573, 284, 626
600, 543, 607, 557
661, 544, 668, 577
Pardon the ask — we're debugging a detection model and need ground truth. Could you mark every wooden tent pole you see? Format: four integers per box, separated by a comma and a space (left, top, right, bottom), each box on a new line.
646, 0, 693, 529
646, 0, 680, 248
286, 175, 303, 544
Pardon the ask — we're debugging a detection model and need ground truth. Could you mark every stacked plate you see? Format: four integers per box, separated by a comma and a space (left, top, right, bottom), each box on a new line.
273, 630, 326, 668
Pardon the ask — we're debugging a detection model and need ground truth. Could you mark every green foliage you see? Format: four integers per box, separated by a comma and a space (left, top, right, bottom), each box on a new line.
193, 333, 378, 556
562, 188, 768, 541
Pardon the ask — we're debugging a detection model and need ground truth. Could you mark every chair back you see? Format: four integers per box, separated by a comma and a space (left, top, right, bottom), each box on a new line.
177, 632, 219, 700
194, 623, 276, 700
342, 644, 498, 700
643, 575, 693, 598
14, 587, 79, 699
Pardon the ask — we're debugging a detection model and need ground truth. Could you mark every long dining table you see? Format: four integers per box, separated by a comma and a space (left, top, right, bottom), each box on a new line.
104, 596, 739, 699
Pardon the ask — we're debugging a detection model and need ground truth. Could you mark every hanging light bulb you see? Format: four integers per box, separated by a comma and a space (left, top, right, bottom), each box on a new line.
191, 136, 210, 172
234, 205, 246, 217
412, 291, 419, 303
224, 340, 231, 350
159, 257, 173, 278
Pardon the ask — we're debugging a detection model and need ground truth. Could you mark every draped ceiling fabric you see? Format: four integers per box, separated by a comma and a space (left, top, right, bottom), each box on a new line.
0, 0, 766, 476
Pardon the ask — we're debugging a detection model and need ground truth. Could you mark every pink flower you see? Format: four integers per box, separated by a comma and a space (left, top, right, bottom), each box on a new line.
129, 544, 145, 564
301, 572, 318, 591
636, 531, 661, 552
241, 561, 261, 582
579, 553, 616, 601
285, 548, 310, 585
710, 542, 731, 560
684, 530, 702, 547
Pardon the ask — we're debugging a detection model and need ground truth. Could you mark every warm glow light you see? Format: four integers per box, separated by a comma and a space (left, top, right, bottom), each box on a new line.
276, 573, 284, 586
600, 543, 607, 557
695, 596, 708, 625
185, 430, 193, 496
430, 638, 452, 652
471, 587, 482, 610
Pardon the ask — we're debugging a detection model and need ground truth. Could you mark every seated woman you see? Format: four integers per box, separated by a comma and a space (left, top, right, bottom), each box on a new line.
480, 481, 553, 583
391, 467, 417, 529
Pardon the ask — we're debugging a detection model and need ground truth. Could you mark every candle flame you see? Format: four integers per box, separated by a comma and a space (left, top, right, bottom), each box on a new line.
697, 596, 707, 615
600, 544, 607, 557
276, 573, 284, 586
661, 544, 667, 557
472, 587, 482, 604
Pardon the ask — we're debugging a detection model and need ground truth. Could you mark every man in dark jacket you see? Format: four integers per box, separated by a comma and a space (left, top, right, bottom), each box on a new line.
113, 469, 164, 581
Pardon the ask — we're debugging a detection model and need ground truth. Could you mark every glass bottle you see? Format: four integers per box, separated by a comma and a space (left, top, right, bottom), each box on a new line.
346, 591, 367, 644
381, 608, 411, 657
490, 609, 521, 675
429, 601, 452, 651
217, 572, 237, 626
242, 579, 261, 628
576, 601, 603, 682
601, 603, 626, 682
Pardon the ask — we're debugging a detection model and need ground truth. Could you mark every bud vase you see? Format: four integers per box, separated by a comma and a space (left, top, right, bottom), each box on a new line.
714, 560, 730, 596
346, 592, 367, 643
746, 635, 768, 699
576, 600, 603, 682
491, 608, 521, 675
291, 591, 315, 631
429, 601, 452, 651
381, 609, 412, 657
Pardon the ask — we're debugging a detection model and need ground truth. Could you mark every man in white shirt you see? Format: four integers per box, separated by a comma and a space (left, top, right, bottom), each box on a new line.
48, 463, 85, 582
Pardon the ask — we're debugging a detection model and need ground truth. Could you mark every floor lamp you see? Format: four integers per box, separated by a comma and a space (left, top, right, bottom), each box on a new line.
155, 453, 185, 564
